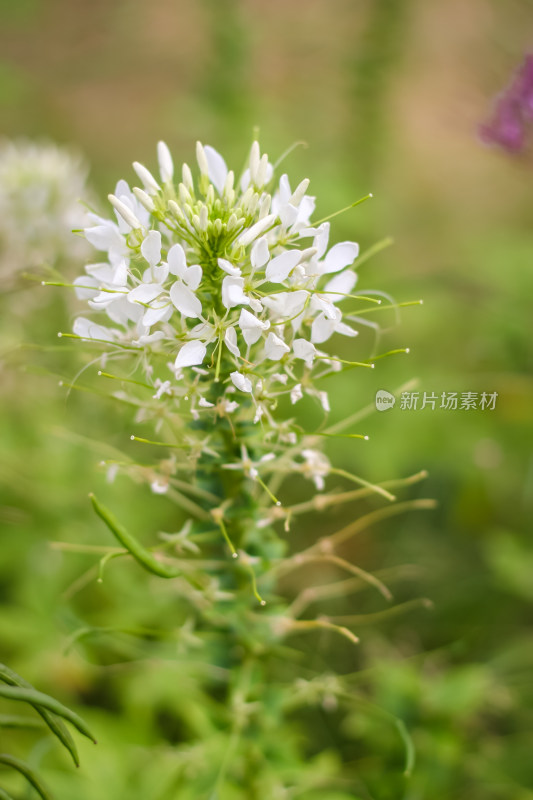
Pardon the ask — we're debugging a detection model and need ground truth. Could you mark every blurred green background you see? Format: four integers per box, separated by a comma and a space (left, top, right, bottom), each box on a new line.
1, 0, 532, 798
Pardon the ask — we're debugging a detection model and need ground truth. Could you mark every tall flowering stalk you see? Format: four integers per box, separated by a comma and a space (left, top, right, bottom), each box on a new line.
54, 140, 430, 795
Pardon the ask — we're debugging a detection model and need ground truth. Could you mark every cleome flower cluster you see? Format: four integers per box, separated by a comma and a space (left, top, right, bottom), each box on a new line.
70, 141, 375, 500
0, 139, 91, 284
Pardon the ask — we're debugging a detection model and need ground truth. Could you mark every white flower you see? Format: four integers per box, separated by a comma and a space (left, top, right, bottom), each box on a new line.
272, 173, 315, 232
222, 445, 275, 480
238, 308, 270, 346
153, 379, 172, 400
73, 317, 117, 342
293, 339, 316, 367
264, 250, 301, 283
168, 244, 203, 318
222, 276, 249, 309
151, 478, 169, 494
204, 145, 228, 193
300, 449, 331, 491
263, 332, 290, 361
230, 372, 253, 393
224, 326, 241, 358
0, 139, 92, 284
69, 139, 376, 483
251, 236, 269, 269
157, 140, 174, 183
290, 383, 303, 404
237, 214, 276, 248
175, 340, 207, 369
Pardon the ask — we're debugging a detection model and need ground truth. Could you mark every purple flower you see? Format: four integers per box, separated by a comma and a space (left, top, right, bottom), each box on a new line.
480, 53, 533, 153
479, 96, 525, 152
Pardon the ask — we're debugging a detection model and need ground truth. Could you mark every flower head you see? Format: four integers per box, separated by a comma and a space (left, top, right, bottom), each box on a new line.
0, 139, 92, 284
72, 140, 363, 430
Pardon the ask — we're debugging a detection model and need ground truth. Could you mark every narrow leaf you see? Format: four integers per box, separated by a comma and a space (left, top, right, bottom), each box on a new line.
0, 685, 96, 744
0, 754, 52, 800
0, 664, 79, 767
0, 714, 45, 730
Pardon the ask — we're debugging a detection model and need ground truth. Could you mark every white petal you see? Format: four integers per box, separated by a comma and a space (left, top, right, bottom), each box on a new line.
224, 326, 241, 358
279, 203, 298, 228
133, 330, 165, 345
86, 262, 115, 282
314, 222, 330, 259
262, 290, 308, 318
167, 243, 187, 277
251, 236, 269, 269
238, 307, 269, 346
141, 230, 162, 267
237, 214, 276, 247
230, 371, 253, 393
175, 340, 207, 369
169, 281, 202, 318
324, 270, 357, 298
128, 283, 163, 304
265, 250, 301, 283
222, 276, 248, 309
278, 174, 291, 205
204, 145, 228, 193
73, 276, 99, 300
318, 391, 330, 412
73, 317, 116, 342
218, 258, 241, 277
189, 321, 214, 340
143, 303, 172, 327
297, 196, 316, 225
112, 259, 129, 286
291, 383, 303, 404
151, 262, 169, 284
311, 295, 338, 320
239, 308, 269, 330
240, 167, 251, 193
108, 194, 142, 229
88, 291, 118, 309
249, 297, 263, 313
293, 338, 316, 366
323, 241, 359, 274
157, 140, 174, 182
85, 223, 123, 252
132, 162, 160, 194
336, 321, 358, 337
311, 313, 336, 344
184, 264, 202, 291
263, 332, 290, 361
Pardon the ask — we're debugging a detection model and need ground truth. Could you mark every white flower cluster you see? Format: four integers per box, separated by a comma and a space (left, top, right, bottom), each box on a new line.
72, 141, 368, 494
0, 139, 91, 283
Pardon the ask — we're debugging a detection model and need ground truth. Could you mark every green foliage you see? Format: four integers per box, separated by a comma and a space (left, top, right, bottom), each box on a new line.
0, 664, 94, 798
1, 2, 533, 797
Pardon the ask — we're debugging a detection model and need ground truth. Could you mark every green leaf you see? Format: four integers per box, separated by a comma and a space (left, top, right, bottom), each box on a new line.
0, 714, 45, 730
0, 685, 96, 744
0, 663, 80, 767
0, 754, 52, 800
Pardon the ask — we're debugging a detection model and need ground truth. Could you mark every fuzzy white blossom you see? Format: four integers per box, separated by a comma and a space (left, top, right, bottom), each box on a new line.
0, 139, 92, 284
